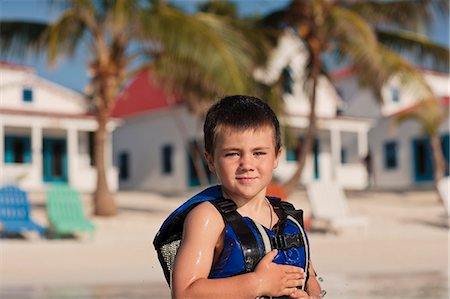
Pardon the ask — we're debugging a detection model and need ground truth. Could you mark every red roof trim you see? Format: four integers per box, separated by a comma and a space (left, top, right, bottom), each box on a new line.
283, 111, 372, 122
390, 96, 450, 117
330, 66, 448, 79
0, 60, 34, 72
330, 67, 355, 79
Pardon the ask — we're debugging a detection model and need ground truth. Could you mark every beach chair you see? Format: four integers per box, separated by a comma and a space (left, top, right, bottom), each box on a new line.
306, 181, 368, 235
46, 185, 95, 239
0, 185, 46, 238
437, 176, 449, 218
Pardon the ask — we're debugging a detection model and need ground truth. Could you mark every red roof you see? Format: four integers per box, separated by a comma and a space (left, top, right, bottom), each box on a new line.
112, 71, 179, 118
331, 67, 355, 79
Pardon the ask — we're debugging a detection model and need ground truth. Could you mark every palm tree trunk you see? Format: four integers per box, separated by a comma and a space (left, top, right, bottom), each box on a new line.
282, 48, 320, 196
93, 111, 117, 216
430, 134, 446, 206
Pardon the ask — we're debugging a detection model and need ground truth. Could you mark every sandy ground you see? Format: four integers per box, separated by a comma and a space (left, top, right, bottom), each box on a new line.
0, 188, 449, 299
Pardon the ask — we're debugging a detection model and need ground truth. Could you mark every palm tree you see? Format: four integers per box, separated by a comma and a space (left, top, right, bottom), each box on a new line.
260, 0, 449, 195
395, 98, 448, 205
0, 0, 259, 215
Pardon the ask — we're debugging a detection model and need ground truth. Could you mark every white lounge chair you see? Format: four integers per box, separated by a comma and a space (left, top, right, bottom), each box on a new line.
306, 181, 368, 235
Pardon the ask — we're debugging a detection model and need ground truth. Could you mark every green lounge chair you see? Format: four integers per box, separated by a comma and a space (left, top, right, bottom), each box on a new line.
46, 185, 95, 239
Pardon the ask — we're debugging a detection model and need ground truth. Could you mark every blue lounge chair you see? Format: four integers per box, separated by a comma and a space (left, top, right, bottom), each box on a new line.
0, 185, 46, 238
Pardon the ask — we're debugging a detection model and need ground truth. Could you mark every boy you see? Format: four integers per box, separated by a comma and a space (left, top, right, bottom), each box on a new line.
154, 95, 323, 298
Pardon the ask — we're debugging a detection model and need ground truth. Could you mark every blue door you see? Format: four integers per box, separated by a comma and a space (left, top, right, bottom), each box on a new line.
313, 139, 320, 180
288, 136, 320, 180
441, 134, 449, 176
412, 137, 433, 182
43, 138, 68, 183
187, 140, 214, 187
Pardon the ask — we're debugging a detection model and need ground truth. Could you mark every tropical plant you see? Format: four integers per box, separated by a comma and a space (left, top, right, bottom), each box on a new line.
260, 0, 449, 195
0, 0, 260, 215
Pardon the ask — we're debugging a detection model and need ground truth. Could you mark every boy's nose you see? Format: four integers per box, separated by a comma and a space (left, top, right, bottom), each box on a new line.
238, 154, 254, 171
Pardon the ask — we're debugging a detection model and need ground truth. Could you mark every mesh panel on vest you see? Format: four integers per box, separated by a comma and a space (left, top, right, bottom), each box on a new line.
160, 239, 181, 285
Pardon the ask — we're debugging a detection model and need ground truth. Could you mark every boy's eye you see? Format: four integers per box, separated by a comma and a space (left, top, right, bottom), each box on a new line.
225, 152, 239, 157
254, 152, 267, 156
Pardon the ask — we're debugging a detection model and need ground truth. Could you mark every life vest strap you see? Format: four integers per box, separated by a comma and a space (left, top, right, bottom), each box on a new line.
210, 198, 263, 272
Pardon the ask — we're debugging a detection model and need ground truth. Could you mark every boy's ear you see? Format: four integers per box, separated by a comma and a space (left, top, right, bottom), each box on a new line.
204, 151, 215, 172
273, 148, 282, 169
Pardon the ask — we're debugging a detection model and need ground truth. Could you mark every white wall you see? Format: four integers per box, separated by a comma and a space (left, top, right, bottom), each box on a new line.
370, 114, 449, 189
1, 64, 118, 193
0, 66, 87, 114
113, 106, 202, 193
254, 29, 340, 119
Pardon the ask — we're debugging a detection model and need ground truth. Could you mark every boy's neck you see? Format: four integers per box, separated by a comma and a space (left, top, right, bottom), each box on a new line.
221, 188, 267, 211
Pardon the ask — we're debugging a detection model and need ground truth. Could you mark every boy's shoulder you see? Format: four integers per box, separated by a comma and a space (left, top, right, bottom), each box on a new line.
154, 185, 223, 238
188, 200, 222, 220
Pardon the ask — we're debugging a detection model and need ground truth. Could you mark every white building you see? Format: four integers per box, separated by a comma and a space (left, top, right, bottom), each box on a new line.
255, 29, 372, 190
112, 71, 209, 193
334, 68, 450, 189
112, 30, 372, 193
0, 61, 118, 192
261, 28, 449, 190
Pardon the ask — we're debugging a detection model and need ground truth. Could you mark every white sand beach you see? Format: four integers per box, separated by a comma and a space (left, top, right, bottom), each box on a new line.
0, 188, 448, 299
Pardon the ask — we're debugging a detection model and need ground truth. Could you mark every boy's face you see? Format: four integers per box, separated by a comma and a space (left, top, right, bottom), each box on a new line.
205, 125, 281, 202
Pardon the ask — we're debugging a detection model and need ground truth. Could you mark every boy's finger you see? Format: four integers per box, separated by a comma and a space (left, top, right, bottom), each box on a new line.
287, 272, 306, 280
262, 249, 278, 261
261, 249, 278, 262
280, 265, 304, 273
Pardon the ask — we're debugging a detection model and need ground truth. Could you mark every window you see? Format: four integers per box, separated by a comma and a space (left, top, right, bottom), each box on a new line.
391, 87, 400, 103
286, 149, 297, 161
162, 144, 173, 174
282, 66, 293, 95
341, 148, 347, 164
4, 136, 31, 163
88, 131, 95, 166
23, 88, 33, 102
441, 134, 449, 176
118, 152, 129, 180
384, 141, 398, 169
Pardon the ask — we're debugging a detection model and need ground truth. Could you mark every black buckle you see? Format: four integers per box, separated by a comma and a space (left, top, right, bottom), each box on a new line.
270, 234, 304, 250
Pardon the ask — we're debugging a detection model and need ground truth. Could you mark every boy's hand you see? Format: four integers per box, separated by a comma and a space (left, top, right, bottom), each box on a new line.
254, 250, 306, 297
288, 289, 318, 298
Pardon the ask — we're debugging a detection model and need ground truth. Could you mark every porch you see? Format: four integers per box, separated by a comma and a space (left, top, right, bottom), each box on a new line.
0, 111, 118, 192
277, 115, 373, 190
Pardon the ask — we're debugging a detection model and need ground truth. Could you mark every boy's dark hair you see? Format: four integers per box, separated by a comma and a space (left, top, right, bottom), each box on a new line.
204, 95, 281, 154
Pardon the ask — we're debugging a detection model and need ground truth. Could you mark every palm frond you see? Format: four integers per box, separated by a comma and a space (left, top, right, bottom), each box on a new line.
137, 4, 257, 110
328, 6, 388, 90
394, 98, 447, 136
106, 0, 139, 39
378, 45, 432, 98
44, 8, 87, 63
376, 29, 449, 71
71, 0, 95, 10
0, 21, 48, 57
346, 0, 448, 30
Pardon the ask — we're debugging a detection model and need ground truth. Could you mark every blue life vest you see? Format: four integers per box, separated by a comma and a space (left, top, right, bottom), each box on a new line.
153, 185, 310, 296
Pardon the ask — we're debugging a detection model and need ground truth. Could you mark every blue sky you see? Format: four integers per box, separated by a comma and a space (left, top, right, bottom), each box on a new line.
0, 0, 448, 93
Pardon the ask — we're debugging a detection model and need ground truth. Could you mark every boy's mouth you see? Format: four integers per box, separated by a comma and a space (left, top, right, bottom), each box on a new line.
236, 177, 257, 183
